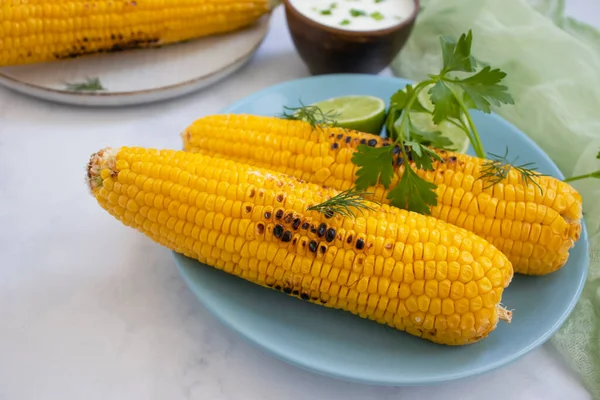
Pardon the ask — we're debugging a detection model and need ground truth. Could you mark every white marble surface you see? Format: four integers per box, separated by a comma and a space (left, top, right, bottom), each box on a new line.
0, 3, 596, 400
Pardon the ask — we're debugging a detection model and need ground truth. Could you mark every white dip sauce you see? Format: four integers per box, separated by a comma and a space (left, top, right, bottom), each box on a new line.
289, 0, 416, 31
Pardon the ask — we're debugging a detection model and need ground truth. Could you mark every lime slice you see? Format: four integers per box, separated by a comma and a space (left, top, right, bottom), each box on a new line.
417, 83, 435, 112
310, 95, 386, 134
403, 112, 470, 154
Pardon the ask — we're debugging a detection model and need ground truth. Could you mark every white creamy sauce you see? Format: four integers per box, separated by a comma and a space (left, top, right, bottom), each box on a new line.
289, 0, 415, 31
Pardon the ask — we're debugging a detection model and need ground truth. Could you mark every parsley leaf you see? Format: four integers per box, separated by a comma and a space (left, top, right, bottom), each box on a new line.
456, 66, 515, 113
407, 117, 454, 150
429, 81, 461, 124
387, 167, 438, 214
405, 142, 442, 171
352, 145, 394, 189
439, 30, 477, 74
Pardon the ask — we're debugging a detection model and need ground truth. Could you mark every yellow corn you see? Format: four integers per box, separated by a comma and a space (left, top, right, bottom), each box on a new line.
88, 146, 513, 345
182, 114, 583, 276
0, 0, 273, 67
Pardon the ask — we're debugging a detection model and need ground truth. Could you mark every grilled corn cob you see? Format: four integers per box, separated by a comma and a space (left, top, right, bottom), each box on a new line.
0, 0, 274, 67
88, 146, 513, 345
182, 114, 583, 276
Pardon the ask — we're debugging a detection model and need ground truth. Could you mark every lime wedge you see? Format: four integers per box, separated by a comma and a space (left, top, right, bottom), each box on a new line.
310, 95, 386, 134
417, 83, 435, 112
405, 112, 470, 154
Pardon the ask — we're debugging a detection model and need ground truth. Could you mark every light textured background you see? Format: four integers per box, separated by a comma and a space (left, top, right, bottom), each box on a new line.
0, 2, 596, 399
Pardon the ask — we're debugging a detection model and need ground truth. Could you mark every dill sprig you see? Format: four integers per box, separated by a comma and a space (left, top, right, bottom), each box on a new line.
479, 147, 545, 192
307, 187, 380, 219
280, 101, 339, 131
64, 77, 105, 92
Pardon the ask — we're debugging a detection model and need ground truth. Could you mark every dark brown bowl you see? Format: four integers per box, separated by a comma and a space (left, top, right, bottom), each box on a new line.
283, 0, 419, 75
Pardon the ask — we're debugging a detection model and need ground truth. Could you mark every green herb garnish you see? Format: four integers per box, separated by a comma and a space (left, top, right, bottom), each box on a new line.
307, 187, 380, 219
371, 11, 384, 21
64, 77, 105, 92
564, 150, 600, 182
340, 19, 351, 25
350, 9, 367, 17
479, 147, 545, 193
375, 0, 385, 3
320, 9, 332, 15
280, 101, 339, 131
353, 30, 514, 214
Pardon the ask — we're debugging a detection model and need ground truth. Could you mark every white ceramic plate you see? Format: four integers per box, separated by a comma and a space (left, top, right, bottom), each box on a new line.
0, 16, 270, 107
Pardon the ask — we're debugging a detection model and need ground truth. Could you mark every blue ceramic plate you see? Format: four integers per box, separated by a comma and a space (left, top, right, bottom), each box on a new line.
175, 74, 589, 385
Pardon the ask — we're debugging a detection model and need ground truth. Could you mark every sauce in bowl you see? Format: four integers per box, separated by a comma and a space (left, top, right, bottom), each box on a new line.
288, 0, 416, 32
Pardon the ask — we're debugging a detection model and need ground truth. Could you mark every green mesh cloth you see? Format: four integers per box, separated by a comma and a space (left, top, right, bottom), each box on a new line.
391, 0, 600, 396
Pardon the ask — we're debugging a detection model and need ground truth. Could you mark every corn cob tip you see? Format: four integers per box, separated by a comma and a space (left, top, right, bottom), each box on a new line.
498, 305, 513, 324
86, 147, 118, 193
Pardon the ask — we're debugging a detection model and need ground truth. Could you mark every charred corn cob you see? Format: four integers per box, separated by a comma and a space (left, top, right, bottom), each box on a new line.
88, 146, 513, 345
182, 114, 583, 276
0, 0, 274, 67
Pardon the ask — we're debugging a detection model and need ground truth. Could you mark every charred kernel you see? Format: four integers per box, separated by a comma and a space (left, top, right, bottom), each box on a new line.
367, 139, 378, 147
392, 146, 401, 155
283, 287, 292, 294
345, 136, 352, 143
275, 209, 284, 219
324, 209, 334, 219
337, 134, 344, 139
274, 224, 284, 238
256, 223, 265, 234
292, 290, 299, 295
292, 237, 298, 245
292, 218, 302, 229
382, 143, 390, 147
281, 231, 293, 242
356, 238, 365, 250
319, 245, 327, 254
449, 156, 457, 162
267, 283, 273, 287
347, 235, 353, 243
276, 194, 284, 202
360, 139, 367, 145
311, 297, 319, 301
310, 226, 317, 234
283, 213, 293, 224
275, 285, 282, 291
300, 293, 310, 300
331, 143, 339, 150
309, 241, 318, 253
245, 205, 252, 213
317, 223, 327, 237
248, 188, 256, 198
396, 157, 404, 166
320, 299, 328, 304
301, 222, 310, 230
264, 211, 272, 219
325, 228, 336, 242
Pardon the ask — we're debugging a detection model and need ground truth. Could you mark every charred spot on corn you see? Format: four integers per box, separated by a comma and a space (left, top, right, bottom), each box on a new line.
292, 218, 302, 229
356, 237, 365, 250
275, 209, 284, 219
264, 211, 272, 219
273, 224, 284, 238
308, 240, 318, 253
319, 244, 327, 254
325, 228, 336, 242
331, 143, 339, 150
283, 213, 294, 224
281, 231, 293, 242
300, 293, 310, 300
301, 222, 310, 230
317, 223, 327, 237
256, 223, 265, 235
